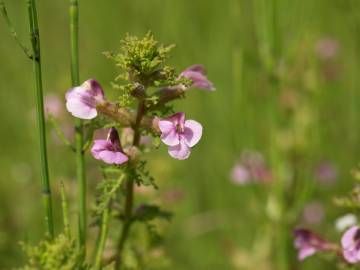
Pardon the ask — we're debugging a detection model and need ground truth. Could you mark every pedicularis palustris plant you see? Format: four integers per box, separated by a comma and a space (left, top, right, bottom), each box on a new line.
2, 0, 214, 266
64, 32, 214, 269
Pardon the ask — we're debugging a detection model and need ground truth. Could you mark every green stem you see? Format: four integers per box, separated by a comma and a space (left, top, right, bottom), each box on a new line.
60, 181, 71, 238
115, 101, 145, 269
69, 0, 87, 253
94, 202, 110, 269
93, 173, 125, 267
27, 0, 54, 239
0, 0, 32, 59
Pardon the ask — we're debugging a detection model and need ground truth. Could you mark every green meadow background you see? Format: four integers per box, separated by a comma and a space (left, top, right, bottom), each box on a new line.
1, 0, 360, 269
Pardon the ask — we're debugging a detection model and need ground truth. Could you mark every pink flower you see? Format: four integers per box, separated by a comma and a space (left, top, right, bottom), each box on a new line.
230, 164, 251, 185
314, 161, 337, 185
179, 65, 215, 91
341, 226, 360, 264
302, 202, 325, 225
242, 151, 272, 182
230, 150, 272, 185
158, 112, 202, 160
315, 38, 339, 60
91, 128, 128, 165
65, 79, 105, 120
294, 229, 330, 260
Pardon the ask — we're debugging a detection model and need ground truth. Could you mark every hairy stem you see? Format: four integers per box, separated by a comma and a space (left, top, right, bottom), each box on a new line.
97, 101, 160, 134
115, 101, 145, 269
60, 181, 71, 238
94, 201, 111, 269
69, 0, 87, 253
93, 173, 125, 267
27, 0, 54, 239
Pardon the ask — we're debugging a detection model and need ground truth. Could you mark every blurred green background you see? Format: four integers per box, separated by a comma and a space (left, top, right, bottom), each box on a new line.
1, 0, 360, 269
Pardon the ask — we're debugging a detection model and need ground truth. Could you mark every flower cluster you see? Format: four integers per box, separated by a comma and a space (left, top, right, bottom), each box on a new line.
64, 36, 214, 163
60, 33, 215, 268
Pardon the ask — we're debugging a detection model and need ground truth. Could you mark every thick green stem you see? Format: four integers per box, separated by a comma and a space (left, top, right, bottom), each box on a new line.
69, 0, 87, 253
27, 0, 54, 239
115, 101, 145, 269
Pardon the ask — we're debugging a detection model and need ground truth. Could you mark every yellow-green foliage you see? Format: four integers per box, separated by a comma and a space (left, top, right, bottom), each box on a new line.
18, 234, 88, 270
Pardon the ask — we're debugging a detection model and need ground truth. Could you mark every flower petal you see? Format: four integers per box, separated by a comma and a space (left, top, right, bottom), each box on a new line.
184, 64, 206, 74
108, 127, 121, 148
65, 86, 84, 100
66, 98, 98, 119
98, 150, 117, 164
341, 226, 359, 249
65, 80, 105, 120
168, 141, 191, 160
91, 140, 109, 159
180, 70, 215, 91
158, 120, 175, 134
343, 246, 360, 264
298, 246, 316, 261
112, 151, 129, 165
82, 79, 105, 98
183, 120, 202, 147
161, 129, 179, 146
167, 112, 185, 127
231, 164, 251, 185
98, 150, 127, 165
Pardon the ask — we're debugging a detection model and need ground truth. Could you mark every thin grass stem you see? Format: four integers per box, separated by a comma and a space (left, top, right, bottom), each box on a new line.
69, 0, 87, 254
27, 0, 54, 239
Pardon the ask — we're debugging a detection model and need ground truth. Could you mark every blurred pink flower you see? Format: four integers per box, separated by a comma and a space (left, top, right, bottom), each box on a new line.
243, 151, 272, 182
294, 228, 330, 260
230, 150, 272, 185
302, 202, 325, 225
158, 112, 202, 160
230, 164, 251, 185
314, 161, 337, 185
179, 64, 215, 91
315, 38, 339, 60
66, 79, 105, 120
91, 127, 128, 165
44, 94, 63, 118
341, 226, 360, 264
